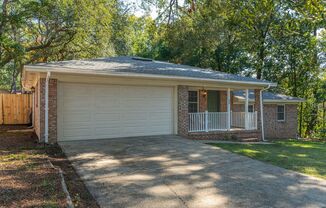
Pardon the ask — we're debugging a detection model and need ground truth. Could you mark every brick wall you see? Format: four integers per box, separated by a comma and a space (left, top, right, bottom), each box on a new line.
188, 130, 261, 141
254, 89, 262, 134
232, 104, 244, 112
177, 85, 189, 136
38, 78, 57, 143
264, 104, 298, 139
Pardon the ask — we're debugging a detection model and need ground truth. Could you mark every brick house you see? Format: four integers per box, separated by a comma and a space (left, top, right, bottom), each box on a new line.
233, 90, 303, 139
21, 56, 303, 143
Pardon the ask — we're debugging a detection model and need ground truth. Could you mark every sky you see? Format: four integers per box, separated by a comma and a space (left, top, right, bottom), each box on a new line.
125, 0, 186, 19
125, 0, 158, 18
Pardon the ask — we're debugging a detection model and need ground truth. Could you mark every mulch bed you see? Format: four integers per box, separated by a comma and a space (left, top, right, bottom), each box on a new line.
0, 125, 99, 208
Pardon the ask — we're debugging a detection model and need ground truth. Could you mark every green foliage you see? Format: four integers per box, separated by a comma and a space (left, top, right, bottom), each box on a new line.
0, 0, 121, 90
0, 0, 325, 137
135, 0, 325, 138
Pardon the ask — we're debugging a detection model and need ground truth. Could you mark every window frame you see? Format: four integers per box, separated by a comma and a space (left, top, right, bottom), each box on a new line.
248, 104, 254, 113
277, 104, 285, 122
188, 90, 199, 113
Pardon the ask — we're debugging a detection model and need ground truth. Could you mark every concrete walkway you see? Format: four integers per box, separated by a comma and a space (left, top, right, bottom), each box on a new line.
196, 140, 273, 144
60, 136, 326, 208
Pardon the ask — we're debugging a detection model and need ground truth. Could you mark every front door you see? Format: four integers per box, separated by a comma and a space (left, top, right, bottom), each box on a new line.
207, 90, 220, 112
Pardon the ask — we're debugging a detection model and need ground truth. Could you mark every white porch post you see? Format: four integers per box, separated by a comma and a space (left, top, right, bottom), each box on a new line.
245, 89, 249, 130
227, 88, 231, 130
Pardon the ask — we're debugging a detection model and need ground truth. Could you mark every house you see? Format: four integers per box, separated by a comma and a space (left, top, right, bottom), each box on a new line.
233, 90, 304, 139
21, 56, 303, 143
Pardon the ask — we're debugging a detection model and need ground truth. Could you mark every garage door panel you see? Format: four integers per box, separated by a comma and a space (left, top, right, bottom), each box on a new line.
62, 102, 91, 111
63, 120, 92, 126
63, 86, 89, 96
94, 113, 120, 121
58, 83, 174, 141
94, 123, 121, 129
63, 129, 92, 137
62, 110, 91, 117
95, 102, 120, 109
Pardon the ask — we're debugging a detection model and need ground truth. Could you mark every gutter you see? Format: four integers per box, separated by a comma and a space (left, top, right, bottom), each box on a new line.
44, 71, 51, 144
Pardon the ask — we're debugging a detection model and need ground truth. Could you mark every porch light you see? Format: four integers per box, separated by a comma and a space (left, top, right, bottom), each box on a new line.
201, 89, 207, 97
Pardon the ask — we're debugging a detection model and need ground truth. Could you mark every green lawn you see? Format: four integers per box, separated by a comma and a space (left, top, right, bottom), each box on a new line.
209, 140, 326, 179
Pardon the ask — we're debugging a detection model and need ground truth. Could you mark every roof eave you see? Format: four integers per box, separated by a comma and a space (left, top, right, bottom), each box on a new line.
24, 65, 277, 87
236, 97, 304, 103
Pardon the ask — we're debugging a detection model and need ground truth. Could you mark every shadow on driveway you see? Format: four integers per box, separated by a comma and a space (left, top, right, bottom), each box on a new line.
60, 136, 326, 208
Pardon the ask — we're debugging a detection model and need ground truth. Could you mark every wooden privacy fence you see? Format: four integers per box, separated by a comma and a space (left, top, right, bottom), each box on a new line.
0, 94, 32, 125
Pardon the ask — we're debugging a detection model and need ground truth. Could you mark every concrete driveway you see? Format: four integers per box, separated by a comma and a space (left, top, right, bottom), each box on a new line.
60, 136, 326, 208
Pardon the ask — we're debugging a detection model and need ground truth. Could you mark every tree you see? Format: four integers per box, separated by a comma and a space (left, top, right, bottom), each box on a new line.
0, 0, 121, 91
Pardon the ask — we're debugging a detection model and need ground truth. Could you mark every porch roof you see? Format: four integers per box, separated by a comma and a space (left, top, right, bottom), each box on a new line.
233, 90, 305, 103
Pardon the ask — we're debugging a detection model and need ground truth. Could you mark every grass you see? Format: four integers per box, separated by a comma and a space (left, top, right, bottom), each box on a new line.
209, 140, 326, 179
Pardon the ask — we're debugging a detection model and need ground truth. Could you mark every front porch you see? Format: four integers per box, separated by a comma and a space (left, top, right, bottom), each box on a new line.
177, 86, 263, 141
189, 111, 257, 132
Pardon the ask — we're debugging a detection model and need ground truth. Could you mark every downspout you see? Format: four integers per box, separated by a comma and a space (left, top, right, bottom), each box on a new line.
260, 84, 271, 141
44, 71, 51, 144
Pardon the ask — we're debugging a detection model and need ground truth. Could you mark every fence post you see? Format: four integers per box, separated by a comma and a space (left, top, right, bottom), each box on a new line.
205, 110, 208, 132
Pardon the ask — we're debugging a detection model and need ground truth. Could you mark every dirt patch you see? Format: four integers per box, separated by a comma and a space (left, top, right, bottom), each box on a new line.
46, 145, 99, 208
0, 126, 99, 208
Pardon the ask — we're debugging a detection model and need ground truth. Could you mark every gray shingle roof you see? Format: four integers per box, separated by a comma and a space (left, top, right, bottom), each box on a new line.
26, 56, 275, 85
233, 90, 304, 102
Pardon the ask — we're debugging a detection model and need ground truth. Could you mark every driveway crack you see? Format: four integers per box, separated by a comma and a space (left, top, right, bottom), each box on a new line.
163, 180, 189, 208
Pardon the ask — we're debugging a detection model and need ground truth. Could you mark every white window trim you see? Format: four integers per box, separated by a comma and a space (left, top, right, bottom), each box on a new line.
188, 90, 199, 113
277, 104, 286, 122
248, 104, 254, 112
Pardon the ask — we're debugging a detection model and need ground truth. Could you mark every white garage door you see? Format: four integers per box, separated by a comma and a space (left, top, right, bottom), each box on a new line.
58, 83, 174, 141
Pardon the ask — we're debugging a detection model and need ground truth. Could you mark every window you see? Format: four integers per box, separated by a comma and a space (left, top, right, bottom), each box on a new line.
248, 104, 254, 112
188, 91, 198, 113
277, 105, 285, 121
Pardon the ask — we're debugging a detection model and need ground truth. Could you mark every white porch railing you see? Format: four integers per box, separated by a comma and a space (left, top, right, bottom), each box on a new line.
189, 111, 257, 132
231, 111, 257, 130
189, 112, 228, 132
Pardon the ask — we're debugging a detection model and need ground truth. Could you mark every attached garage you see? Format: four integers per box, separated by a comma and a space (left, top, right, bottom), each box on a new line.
57, 83, 174, 141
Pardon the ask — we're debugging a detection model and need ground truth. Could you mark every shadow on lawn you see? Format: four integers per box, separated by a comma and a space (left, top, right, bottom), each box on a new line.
211, 141, 326, 180
60, 136, 326, 208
